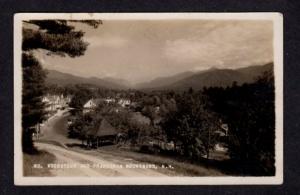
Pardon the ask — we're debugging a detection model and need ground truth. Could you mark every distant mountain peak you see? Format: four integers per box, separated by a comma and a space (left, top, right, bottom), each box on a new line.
137, 63, 273, 91
45, 63, 273, 91
209, 66, 219, 70
45, 69, 129, 90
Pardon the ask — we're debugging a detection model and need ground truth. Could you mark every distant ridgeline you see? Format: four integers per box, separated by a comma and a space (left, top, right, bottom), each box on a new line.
45, 63, 273, 91
137, 63, 274, 91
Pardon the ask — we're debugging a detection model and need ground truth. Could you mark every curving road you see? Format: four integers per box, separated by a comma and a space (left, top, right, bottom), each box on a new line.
36, 109, 170, 177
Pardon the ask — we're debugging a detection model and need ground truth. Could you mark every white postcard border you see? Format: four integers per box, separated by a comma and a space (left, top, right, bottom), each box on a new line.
14, 12, 283, 185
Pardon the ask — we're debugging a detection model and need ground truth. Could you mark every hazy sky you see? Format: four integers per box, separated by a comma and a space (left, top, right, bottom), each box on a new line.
33, 20, 273, 85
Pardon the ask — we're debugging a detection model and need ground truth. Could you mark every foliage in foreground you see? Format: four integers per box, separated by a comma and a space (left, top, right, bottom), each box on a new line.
22, 20, 100, 153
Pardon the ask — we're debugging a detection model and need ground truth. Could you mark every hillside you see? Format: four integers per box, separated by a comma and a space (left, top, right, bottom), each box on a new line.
136, 71, 194, 89
45, 69, 128, 89
45, 63, 273, 91
143, 63, 273, 91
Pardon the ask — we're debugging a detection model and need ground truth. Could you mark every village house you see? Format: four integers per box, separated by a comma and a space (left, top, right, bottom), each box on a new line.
83, 99, 97, 109
83, 98, 111, 113
83, 97, 125, 114
214, 123, 229, 137
42, 94, 71, 113
154, 106, 160, 114
118, 98, 131, 107
104, 97, 116, 104
83, 98, 99, 114
213, 123, 229, 153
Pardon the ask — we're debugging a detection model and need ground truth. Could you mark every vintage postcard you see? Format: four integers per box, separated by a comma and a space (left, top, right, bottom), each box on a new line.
14, 13, 283, 185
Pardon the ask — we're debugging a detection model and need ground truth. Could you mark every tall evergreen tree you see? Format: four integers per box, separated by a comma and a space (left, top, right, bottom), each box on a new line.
22, 20, 101, 153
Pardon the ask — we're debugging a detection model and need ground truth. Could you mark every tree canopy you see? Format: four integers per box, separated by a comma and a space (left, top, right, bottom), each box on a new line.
22, 20, 101, 153
203, 70, 275, 175
161, 90, 220, 160
23, 20, 101, 57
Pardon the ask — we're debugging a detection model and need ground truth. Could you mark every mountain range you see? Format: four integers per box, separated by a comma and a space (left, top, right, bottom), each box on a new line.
45, 63, 273, 90
136, 63, 273, 90
45, 69, 127, 89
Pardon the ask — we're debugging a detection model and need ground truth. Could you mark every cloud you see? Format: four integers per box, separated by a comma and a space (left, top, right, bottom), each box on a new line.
39, 20, 274, 84
84, 36, 129, 48
163, 21, 273, 68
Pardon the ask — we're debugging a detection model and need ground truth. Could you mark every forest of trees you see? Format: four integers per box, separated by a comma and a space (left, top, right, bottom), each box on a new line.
161, 89, 220, 160
66, 69, 275, 175
203, 70, 275, 175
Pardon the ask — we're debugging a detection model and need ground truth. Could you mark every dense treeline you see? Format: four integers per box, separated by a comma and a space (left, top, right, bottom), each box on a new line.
66, 70, 275, 176
203, 70, 275, 175
161, 89, 220, 160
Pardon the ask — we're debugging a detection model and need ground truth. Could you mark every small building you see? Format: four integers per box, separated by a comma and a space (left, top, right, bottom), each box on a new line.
214, 123, 229, 137
213, 123, 229, 157
118, 98, 131, 108
85, 119, 118, 148
83, 98, 103, 114
221, 123, 229, 136
154, 106, 160, 114
104, 97, 116, 104
83, 99, 97, 109
42, 94, 70, 116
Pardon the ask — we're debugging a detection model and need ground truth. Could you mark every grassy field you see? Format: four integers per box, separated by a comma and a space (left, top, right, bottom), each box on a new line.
23, 150, 56, 176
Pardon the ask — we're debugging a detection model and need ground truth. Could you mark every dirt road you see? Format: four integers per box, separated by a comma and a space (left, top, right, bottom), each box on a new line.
36, 142, 167, 176
35, 110, 170, 176
39, 109, 81, 146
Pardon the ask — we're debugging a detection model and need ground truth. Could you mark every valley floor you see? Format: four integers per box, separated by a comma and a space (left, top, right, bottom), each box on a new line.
23, 109, 225, 177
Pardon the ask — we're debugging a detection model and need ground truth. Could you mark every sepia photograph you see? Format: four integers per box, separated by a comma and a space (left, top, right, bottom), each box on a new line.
14, 13, 283, 185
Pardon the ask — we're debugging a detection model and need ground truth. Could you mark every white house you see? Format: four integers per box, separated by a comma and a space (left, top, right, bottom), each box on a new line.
104, 97, 116, 104
42, 95, 62, 111
83, 99, 97, 109
220, 123, 229, 136
154, 106, 160, 114
42, 94, 71, 119
118, 98, 131, 107
83, 98, 102, 113
214, 123, 229, 137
